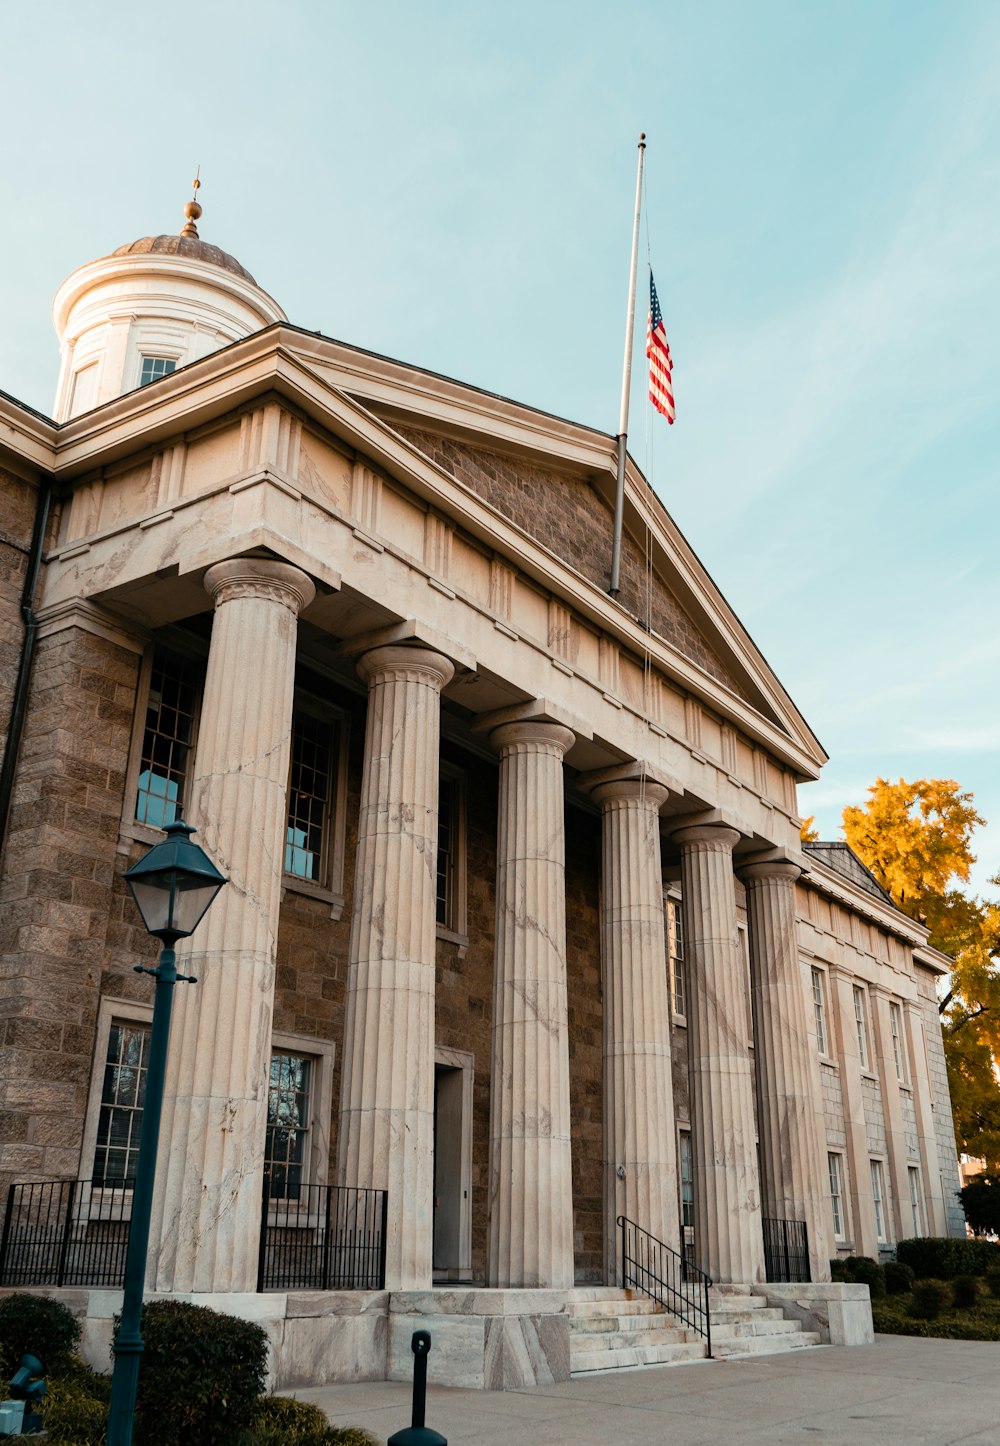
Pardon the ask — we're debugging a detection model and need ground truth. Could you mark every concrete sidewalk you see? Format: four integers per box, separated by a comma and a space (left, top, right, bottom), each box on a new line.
291, 1336, 1000, 1445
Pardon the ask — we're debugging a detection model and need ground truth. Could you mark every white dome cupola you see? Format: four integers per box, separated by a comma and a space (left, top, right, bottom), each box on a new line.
52, 180, 287, 421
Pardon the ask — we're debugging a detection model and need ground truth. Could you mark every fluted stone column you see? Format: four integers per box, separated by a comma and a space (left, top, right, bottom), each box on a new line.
740, 861, 831, 1282
488, 721, 575, 1288
336, 645, 454, 1290
592, 779, 679, 1284
675, 824, 765, 1284
152, 558, 315, 1293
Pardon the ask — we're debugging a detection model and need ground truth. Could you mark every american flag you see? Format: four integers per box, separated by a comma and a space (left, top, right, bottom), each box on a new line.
646, 272, 675, 423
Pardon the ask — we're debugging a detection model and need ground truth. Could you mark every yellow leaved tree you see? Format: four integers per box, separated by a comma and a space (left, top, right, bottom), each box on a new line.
842, 777, 1000, 1167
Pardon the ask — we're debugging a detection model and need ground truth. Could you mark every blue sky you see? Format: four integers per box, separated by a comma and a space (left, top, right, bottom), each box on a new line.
3, 1, 997, 895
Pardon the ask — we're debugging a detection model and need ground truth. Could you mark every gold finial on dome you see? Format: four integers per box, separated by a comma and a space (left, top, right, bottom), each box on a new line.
180, 169, 203, 238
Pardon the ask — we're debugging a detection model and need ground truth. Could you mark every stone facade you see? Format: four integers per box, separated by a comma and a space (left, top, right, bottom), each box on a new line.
0, 229, 966, 1388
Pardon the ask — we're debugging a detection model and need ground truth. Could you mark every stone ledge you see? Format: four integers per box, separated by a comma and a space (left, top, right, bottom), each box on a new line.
761, 1283, 874, 1346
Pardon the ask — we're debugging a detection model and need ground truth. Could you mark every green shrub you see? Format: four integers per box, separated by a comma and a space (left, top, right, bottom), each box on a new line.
953, 1274, 982, 1309
40, 1374, 109, 1445
884, 1261, 916, 1296
236, 1396, 377, 1445
829, 1258, 852, 1282
909, 1280, 951, 1320
985, 1266, 1000, 1299
126, 1300, 268, 1446
896, 1236, 1000, 1281
0, 1292, 81, 1376
872, 1297, 1000, 1340
845, 1256, 886, 1298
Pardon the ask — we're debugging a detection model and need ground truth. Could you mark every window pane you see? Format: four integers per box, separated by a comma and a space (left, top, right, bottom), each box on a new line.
828, 1153, 844, 1238
812, 969, 827, 1055
265, 1051, 312, 1201
94, 1022, 150, 1186
136, 649, 202, 827
437, 777, 454, 927
285, 713, 332, 881
666, 899, 685, 1017
139, 356, 177, 387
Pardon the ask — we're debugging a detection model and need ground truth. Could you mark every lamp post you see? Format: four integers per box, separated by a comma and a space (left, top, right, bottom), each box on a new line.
106, 819, 226, 1446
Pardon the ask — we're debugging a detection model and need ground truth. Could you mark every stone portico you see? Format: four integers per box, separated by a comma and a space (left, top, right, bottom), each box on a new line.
0, 214, 965, 1389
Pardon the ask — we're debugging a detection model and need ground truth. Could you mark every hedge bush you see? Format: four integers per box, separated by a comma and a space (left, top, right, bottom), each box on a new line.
872, 1297, 1000, 1341
884, 1261, 916, 1296
953, 1274, 982, 1309
40, 1371, 110, 1445
829, 1258, 852, 1282
237, 1396, 376, 1445
909, 1280, 951, 1320
844, 1256, 886, 1298
0, 1292, 81, 1377
126, 1300, 269, 1446
896, 1236, 1000, 1281
985, 1266, 1000, 1300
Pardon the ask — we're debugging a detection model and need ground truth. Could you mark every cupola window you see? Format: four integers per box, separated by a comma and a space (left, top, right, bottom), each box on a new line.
138, 355, 177, 387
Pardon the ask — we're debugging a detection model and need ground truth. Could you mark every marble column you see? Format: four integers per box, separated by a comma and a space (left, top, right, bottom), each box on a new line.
487, 721, 575, 1289
592, 779, 679, 1284
336, 645, 454, 1290
740, 861, 831, 1282
674, 824, 765, 1284
152, 558, 315, 1293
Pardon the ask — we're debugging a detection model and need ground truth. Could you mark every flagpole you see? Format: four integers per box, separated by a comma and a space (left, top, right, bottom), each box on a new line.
609, 131, 646, 599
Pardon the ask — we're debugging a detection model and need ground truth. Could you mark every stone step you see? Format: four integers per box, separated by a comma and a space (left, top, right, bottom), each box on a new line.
711, 1331, 823, 1360
568, 1287, 642, 1302
710, 1307, 791, 1324
571, 1340, 708, 1374
570, 1297, 667, 1319
571, 1324, 696, 1352
571, 1312, 695, 1336
711, 1318, 804, 1340
708, 1293, 770, 1312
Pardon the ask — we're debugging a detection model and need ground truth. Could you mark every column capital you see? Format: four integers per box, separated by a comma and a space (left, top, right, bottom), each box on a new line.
489, 719, 575, 756
356, 643, 455, 691
672, 822, 741, 852
737, 860, 803, 885
203, 557, 316, 615
590, 778, 669, 811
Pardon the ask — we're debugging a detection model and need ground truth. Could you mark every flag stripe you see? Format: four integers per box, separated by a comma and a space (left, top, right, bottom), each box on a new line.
646, 272, 675, 423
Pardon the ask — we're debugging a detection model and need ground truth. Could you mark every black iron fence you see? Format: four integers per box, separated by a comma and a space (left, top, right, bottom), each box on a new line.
0, 1180, 131, 1288
618, 1214, 712, 1354
762, 1216, 810, 1282
257, 1179, 388, 1291
0, 1177, 388, 1294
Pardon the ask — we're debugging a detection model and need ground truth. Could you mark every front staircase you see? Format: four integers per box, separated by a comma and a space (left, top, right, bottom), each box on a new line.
569, 1285, 823, 1375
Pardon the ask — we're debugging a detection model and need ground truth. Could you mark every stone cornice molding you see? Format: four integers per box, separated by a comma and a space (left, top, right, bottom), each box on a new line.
355, 643, 455, 692
34, 596, 149, 653
578, 760, 681, 798
203, 558, 316, 615
801, 856, 932, 952
738, 860, 803, 886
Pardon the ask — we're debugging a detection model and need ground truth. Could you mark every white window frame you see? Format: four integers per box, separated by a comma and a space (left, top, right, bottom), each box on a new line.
678, 1129, 694, 1230
870, 1158, 888, 1242
131, 348, 183, 392
889, 1001, 907, 1084
265, 1029, 335, 1215
908, 1165, 925, 1237
120, 638, 207, 851
282, 697, 349, 920
665, 893, 685, 1021
435, 762, 468, 954
828, 1152, 846, 1241
811, 967, 829, 1057
854, 985, 872, 1073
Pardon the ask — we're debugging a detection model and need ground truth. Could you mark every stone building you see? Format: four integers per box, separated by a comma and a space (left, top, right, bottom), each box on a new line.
0, 204, 963, 1388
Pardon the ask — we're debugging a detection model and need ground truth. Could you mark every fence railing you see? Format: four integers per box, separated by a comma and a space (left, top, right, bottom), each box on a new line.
0, 1177, 388, 1295
618, 1215, 712, 1354
257, 1179, 388, 1291
762, 1215, 810, 1282
0, 1180, 131, 1288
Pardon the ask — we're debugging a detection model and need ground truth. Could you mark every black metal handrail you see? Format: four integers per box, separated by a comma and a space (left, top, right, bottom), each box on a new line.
762, 1215, 810, 1283
0, 1176, 388, 1294
617, 1214, 712, 1355
257, 1178, 388, 1292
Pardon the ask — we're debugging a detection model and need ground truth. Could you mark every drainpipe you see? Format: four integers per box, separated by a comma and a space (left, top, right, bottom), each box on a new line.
0, 474, 53, 865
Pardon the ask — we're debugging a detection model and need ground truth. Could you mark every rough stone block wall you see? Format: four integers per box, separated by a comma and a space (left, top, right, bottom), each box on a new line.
916, 972, 965, 1237
391, 424, 750, 702
821, 1062, 846, 1149
565, 807, 603, 1282
0, 624, 142, 1184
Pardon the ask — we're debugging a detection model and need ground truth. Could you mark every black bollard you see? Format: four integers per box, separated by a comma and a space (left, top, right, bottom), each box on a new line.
387, 1330, 447, 1446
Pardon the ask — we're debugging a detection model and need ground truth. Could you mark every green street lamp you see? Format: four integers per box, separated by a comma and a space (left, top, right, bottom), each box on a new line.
107, 819, 226, 1446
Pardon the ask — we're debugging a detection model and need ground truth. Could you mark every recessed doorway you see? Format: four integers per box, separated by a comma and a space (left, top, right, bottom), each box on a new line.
433, 1047, 473, 1281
